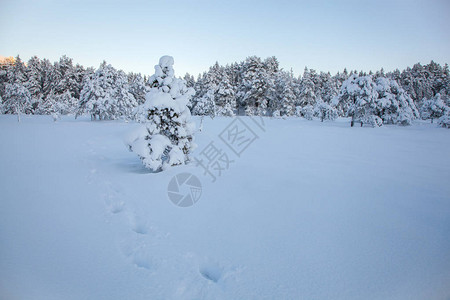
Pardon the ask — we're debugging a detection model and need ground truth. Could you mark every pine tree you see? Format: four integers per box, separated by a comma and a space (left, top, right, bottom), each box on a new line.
191, 63, 221, 116
78, 61, 137, 120
273, 71, 296, 117
1, 83, 32, 121
183, 73, 195, 88
336, 75, 381, 127
40, 58, 55, 101
128, 72, 147, 105
375, 77, 419, 125
317, 71, 338, 104
314, 98, 338, 122
214, 65, 236, 117
438, 110, 450, 128
241, 56, 269, 116
264, 56, 280, 115
192, 90, 216, 116
7, 55, 27, 84
25, 56, 44, 110
216, 77, 236, 117
300, 105, 314, 120
419, 93, 447, 123
298, 67, 317, 107
40, 90, 77, 116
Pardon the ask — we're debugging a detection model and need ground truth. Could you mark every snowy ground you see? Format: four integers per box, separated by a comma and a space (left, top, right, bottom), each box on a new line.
1, 115, 450, 300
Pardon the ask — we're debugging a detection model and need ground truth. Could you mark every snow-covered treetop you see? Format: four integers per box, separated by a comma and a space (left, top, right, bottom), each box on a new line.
159, 56, 174, 68
135, 56, 194, 121
340, 75, 378, 102
151, 56, 175, 84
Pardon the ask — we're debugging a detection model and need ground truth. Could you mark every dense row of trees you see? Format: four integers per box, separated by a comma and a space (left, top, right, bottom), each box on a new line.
189, 57, 450, 127
1, 55, 449, 127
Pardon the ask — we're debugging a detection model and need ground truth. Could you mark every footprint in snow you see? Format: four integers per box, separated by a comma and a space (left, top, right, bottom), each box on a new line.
129, 213, 150, 235
131, 248, 156, 270
199, 259, 224, 283
102, 191, 125, 214
120, 238, 158, 272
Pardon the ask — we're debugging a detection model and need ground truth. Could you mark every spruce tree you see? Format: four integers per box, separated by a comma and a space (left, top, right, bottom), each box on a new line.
127, 56, 195, 171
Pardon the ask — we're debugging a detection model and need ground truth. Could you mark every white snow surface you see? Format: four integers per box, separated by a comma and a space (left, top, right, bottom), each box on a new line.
1, 115, 450, 300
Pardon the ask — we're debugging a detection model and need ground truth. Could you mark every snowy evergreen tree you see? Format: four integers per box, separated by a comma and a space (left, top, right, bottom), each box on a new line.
0, 67, 7, 100
298, 67, 317, 107
52, 56, 77, 96
314, 98, 338, 122
40, 91, 77, 116
78, 61, 137, 120
335, 75, 381, 127
443, 64, 450, 96
25, 56, 44, 110
213, 65, 236, 117
128, 72, 147, 105
419, 93, 448, 123
1, 83, 32, 121
7, 56, 27, 85
191, 63, 221, 116
127, 56, 195, 171
29, 56, 83, 115
40, 58, 56, 101
273, 71, 296, 117
192, 90, 216, 117
215, 78, 236, 117
336, 75, 419, 126
300, 105, 314, 120
398, 61, 449, 105
263, 56, 280, 115
375, 77, 419, 125
183, 73, 195, 88
240, 56, 269, 116
438, 110, 450, 128
317, 72, 338, 104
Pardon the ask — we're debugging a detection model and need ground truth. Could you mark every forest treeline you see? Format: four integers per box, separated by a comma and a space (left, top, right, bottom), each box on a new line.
0, 55, 449, 127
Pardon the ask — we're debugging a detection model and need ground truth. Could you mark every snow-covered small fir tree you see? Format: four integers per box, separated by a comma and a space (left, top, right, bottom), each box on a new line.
419, 93, 447, 123
300, 105, 314, 120
127, 56, 195, 171
314, 98, 338, 122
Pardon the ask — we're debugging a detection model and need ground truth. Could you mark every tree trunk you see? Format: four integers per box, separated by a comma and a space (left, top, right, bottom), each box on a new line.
16, 104, 21, 123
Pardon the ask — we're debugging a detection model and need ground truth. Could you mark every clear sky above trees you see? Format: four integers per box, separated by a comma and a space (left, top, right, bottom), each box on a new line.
1, 0, 449, 77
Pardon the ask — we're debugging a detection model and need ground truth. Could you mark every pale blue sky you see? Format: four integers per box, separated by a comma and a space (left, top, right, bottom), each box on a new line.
1, 0, 449, 77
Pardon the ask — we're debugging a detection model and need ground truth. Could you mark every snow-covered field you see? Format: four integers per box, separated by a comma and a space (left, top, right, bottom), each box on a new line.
1, 115, 449, 300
